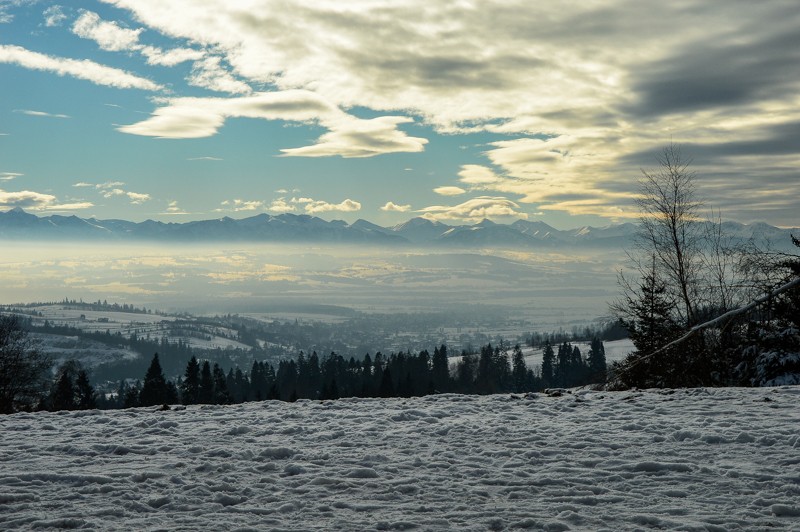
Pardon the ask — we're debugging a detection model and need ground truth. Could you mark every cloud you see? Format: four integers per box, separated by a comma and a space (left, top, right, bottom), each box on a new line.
220, 199, 263, 212
15, 109, 70, 119
188, 56, 251, 95
187, 156, 223, 161
433, 186, 466, 196
118, 91, 428, 157
72, 10, 142, 52
0, 172, 22, 181
0, 188, 93, 211
418, 197, 527, 222
126, 191, 150, 204
267, 198, 296, 213
163, 200, 187, 215
266, 198, 297, 213
82, 181, 151, 204
303, 199, 361, 214
139, 45, 204, 67
43, 5, 67, 27
0, 44, 163, 90
380, 201, 411, 212
98, 0, 800, 225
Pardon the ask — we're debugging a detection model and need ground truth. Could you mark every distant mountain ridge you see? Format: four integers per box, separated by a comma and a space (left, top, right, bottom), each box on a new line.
0, 207, 796, 249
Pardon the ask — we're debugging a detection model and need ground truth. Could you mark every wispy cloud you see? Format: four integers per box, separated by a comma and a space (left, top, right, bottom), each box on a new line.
14, 109, 70, 119
74, 181, 152, 204
0, 172, 22, 181
162, 200, 189, 215
0, 44, 163, 91
433, 186, 466, 196
43, 5, 67, 27
187, 156, 223, 161
118, 91, 428, 157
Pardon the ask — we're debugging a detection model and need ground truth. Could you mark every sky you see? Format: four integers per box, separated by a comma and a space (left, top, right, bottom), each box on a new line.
0, 0, 798, 229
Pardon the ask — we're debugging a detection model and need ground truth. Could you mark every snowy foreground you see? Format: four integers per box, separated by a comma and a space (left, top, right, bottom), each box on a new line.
2, 388, 799, 531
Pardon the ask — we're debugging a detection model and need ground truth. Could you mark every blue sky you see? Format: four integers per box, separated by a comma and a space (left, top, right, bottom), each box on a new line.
1, 0, 799, 229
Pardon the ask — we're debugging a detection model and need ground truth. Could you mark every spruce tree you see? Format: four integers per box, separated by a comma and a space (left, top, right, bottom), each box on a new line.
181, 356, 200, 405
587, 338, 607, 384
541, 342, 555, 388
198, 361, 214, 404
50, 372, 76, 411
139, 353, 169, 407
75, 370, 96, 410
511, 345, 527, 392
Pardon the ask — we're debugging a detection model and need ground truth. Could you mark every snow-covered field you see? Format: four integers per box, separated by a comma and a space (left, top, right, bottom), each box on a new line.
1, 387, 799, 531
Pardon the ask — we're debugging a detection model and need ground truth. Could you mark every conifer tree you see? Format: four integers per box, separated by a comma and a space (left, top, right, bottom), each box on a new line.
50, 371, 76, 411
431, 344, 449, 392
198, 361, 214, 404
212, 363, 231, 404
511, 344, 527, 392
139, 353, 168, 406
75, 370, 96, 409
181, 356, 200, 405
541, 342, 555, 388
587, 338, 607, 384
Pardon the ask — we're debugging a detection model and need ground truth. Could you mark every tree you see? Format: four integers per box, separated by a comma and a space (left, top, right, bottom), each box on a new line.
431, 345, 450, 392
50, 371, 76, 411
198, 361, 214, 404
0, 315, 51, 414
75, 370, 97, 410
511, 344, 527, 392
140, 353, 169, 406
181, 356, 200, 405
540, 342, 554, 388
586, 338, 607, 384
612, 144, 737, 387
635, 144, 703, 327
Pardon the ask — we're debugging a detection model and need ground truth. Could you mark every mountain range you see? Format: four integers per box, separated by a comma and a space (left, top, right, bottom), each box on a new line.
0, 207, 796, 249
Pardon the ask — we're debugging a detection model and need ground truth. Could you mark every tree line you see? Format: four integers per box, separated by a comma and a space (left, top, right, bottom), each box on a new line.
2, 338, 607, 412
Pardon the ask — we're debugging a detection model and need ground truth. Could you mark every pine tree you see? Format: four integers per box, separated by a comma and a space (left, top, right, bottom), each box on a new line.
511, 344, 527, 392
139, 353, 169, 406
212, 363, 231, 404
50, 372, 76, 411
181, 356, 200, 405
541, 341, 555, 388
198, 361, 214, 404
75, 370, 96, 409
587, 338, 607, 384
431, 344, 449, 392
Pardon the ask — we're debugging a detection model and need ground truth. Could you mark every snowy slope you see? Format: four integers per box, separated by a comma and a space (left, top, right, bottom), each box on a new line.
1, 387, 799, 531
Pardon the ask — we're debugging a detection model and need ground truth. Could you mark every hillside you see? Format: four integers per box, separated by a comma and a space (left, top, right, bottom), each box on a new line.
1, 387, 798, 530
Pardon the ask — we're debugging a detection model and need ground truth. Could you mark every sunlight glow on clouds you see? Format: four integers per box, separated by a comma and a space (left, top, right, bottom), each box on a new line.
2, 1, 799, 225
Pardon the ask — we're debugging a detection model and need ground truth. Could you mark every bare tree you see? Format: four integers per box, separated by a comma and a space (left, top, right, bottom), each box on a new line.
0, 315, 51, 414
635, 144, 703, 327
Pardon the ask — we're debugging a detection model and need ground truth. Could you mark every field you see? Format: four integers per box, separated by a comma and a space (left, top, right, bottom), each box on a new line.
1, 386, 798, 531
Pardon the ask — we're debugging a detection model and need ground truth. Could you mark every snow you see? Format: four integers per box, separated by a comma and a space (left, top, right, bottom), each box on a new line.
1, 387, 799, 530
